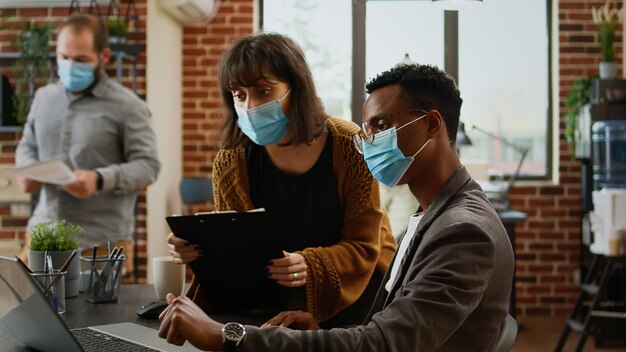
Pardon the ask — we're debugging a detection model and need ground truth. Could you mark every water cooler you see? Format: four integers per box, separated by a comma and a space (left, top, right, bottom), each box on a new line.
575, 78, 626, 347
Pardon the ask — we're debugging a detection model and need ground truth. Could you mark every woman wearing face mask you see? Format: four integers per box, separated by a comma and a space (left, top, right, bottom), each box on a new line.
166, 33, 396, 327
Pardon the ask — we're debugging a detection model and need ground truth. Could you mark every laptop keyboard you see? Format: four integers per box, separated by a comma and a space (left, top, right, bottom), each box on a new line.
72, 328, 159, 352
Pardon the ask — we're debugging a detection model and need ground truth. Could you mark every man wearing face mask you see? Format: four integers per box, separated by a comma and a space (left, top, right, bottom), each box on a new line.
158, 64, 514, 351
15, 14, 160, 272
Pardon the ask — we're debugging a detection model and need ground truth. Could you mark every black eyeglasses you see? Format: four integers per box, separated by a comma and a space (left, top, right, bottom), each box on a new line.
353, 109, 429, 154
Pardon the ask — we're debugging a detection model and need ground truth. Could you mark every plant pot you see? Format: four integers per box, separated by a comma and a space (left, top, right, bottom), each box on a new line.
28, 250, 80, 298
108, 36, 127, 45
599, 61, 617, 79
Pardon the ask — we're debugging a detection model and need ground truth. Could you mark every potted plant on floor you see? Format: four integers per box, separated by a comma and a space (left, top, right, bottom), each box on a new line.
28, 219, 83, 298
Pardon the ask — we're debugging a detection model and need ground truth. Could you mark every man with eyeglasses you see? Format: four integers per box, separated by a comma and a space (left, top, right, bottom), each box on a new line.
158, 63, 514, 351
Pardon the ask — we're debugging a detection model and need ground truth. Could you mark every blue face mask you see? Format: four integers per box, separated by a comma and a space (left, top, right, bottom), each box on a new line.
362, 115, 431, 188
234, 90, 291, 146
57, 58, 96, 92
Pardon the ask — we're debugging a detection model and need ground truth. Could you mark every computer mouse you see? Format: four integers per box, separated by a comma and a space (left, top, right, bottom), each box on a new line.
136, 300, 168, 319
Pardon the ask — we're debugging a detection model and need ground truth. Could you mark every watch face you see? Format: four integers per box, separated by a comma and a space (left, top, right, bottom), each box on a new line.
224, 323, 245, 341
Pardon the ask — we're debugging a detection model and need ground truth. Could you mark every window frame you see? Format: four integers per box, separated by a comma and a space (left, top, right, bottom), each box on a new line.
260, 0, 555, 182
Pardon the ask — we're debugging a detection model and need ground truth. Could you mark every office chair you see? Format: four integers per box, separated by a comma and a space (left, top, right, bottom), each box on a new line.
489, 314, 518, 352
179, 177, 213, 214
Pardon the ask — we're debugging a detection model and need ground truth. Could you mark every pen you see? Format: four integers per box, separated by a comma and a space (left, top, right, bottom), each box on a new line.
110, 248, 125, 297
87, 246, 97, 297
97, 246, 123, 299
43, 251, 48, 274
45, 253, 58, 311
110, 246, 124, 297
44, 250, 76, 294
59, 250, 77, 273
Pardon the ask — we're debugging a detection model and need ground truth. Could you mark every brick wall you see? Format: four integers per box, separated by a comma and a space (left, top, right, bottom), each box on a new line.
181, 0, 254, 215
510, 0, 622, 316
180, 0, 618, 316
0, 1, 150, 281
0, 0, 614, 312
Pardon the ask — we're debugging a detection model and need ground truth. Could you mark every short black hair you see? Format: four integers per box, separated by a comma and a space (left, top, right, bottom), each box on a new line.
366, 64, 462, 145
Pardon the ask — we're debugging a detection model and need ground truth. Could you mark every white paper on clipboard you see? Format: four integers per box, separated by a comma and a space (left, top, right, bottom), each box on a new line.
0, 159, 76, 185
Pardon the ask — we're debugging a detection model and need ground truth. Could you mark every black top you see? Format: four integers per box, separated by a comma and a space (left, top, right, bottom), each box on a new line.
247, 136, 344, 310
247, 136, 344, 252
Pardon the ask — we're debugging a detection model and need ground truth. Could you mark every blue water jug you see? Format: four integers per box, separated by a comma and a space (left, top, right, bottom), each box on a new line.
592, 119, 626, 189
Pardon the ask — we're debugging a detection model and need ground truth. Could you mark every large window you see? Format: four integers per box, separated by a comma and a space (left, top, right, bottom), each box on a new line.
262, 0, 552, 179
262, 0, 352, 120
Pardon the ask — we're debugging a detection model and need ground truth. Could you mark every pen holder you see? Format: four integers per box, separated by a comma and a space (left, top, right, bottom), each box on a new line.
80, 255, 125, 304
30, 270, 66, 314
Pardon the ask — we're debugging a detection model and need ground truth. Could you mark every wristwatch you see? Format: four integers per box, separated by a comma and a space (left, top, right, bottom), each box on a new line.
95, 171, 103, 191
222, 322, 246, 351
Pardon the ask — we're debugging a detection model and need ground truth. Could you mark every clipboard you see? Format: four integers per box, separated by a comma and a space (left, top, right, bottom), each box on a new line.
165, 210, 289, 312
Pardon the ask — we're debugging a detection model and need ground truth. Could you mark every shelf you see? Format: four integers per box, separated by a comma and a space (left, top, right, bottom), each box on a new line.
0, 52, 56, 60
0, 44, 141, 61
0, 43, 141, 93
0, 126, 22, 133
110, 43, 142, 56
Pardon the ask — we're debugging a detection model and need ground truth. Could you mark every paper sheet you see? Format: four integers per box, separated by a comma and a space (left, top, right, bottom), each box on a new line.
1, 159, 76, 185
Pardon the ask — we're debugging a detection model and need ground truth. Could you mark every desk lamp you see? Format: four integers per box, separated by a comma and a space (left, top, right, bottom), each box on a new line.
456, 121, 473, 156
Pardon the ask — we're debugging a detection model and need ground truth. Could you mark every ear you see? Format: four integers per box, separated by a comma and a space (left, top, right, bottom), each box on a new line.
100, 48, 111, 66
426, 110, 444, 138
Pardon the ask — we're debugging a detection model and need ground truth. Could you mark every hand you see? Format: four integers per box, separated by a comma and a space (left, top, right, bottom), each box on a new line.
261, 310, 320, 330
16, 176, 40, 193
158, 293, 223, 350
62, 170, 98, 199
267, 251, 308, 288
167, 232, 202, 264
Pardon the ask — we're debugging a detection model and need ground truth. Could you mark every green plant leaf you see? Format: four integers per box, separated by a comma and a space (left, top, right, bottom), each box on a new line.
564, 77, 593, 158
107, 18, 128, 38
29, 219, 83, 251
12, 21, 53, 125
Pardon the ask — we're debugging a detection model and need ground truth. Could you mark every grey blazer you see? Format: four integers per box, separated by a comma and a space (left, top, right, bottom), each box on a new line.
241, 167, 514, 351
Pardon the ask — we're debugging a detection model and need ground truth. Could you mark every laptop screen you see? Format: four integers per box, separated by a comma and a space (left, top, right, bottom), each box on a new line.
0, 256, 82, 352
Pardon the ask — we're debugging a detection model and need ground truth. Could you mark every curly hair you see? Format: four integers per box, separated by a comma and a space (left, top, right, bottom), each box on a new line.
365, 64, 462, 146
219, 32, 327, 148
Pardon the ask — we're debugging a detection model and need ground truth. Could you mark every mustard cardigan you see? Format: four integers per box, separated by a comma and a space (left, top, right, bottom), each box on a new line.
186, 118, 397, 322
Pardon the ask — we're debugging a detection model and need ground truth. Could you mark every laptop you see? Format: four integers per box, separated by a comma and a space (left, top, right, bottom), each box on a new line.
0, 256, 200, 352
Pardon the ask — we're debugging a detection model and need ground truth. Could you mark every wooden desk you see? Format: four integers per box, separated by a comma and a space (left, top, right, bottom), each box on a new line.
498, 209, 527, 319
1, 285, 275, 351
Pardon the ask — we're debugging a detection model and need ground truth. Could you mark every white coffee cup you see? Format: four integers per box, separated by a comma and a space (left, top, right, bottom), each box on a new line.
152, 256, 185, 300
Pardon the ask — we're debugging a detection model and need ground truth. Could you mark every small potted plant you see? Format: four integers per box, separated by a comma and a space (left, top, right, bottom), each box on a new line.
28, 219, 83, 298
107, 17, 128, 44
592, 0, 622, 79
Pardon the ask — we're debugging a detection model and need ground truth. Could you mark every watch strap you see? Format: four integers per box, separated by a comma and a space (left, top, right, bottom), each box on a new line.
96, 171, 103, 191
222, 322, 245, 352
223, 339, 238, 352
